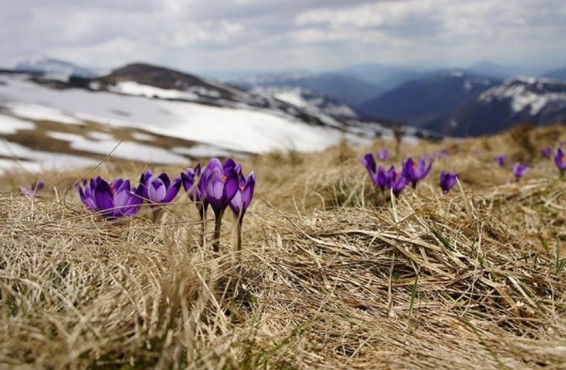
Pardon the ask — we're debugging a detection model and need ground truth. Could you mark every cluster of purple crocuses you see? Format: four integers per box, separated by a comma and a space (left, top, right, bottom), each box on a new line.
75, 157, 255, 252
494, 146, 565, 181
361, 152, 436, 197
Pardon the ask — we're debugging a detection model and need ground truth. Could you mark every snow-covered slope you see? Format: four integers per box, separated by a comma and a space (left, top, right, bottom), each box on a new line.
423, 77, 566, 136
253, 86, 359, 120
0, 72, 386, 173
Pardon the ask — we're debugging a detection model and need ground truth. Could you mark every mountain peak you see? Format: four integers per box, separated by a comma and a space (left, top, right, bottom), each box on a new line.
14, 57, 100, 80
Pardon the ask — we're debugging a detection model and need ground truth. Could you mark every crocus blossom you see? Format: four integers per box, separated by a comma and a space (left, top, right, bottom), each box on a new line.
511, 162, 528, 181
230, 170, 256, 253
377, 149, 389, 161
440, 172, 458, 193
391, 173, 409, 198
402, 157, 432, 188
204, 158, 239, 215
230, 171, 256, 222
201, 158, 239, 252
361, 153, 379, 185
555, 148, 566, 175
139, 170, 181, 207
541, 147, 553, 158
19, 181, 44, 197
76, 177, 143, 219
495, 155, 506, 167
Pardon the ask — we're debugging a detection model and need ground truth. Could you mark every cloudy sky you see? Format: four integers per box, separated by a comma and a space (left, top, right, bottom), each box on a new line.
1, 0, 565, 75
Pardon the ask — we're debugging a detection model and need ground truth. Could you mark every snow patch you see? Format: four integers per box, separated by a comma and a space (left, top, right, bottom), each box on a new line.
0, 140, 99, 174
46, 131, 85, 142
0, 114, 35, 133
109, 81, 199, 101
70, 139, 189, 165
6, 103, 82, 125
172, 144, 235, 158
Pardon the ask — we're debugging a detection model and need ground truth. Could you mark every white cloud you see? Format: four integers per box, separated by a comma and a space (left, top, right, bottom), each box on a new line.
0, 0, 565, 72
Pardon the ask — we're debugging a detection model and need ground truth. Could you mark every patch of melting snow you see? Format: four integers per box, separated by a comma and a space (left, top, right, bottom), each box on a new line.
69, 139, 189, 165
0, 114, 35, 133
109, 81, 199, 101
87, 131, 115, 141
46, 131, 86, 142
172, 144, 235, 158
0, 140, 99, 174
6, 103, 82, 125
131, 132, 155, 141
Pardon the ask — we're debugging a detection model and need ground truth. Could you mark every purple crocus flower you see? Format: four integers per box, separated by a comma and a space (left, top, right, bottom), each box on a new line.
139, 170, 181, 207
541, 147, 553, 158
511, 162, 528, 181
391, 173, 409, 198
439, 172, 458, 193
377, 149, 389, 161
495, 155, 506, 167
554, 148, 566, 175
19, 181, 44, 197
402, 157, 432, 188
202, 158, 239, 252
76, 177, 143, 220
361, 153, 378, 184
230, 171, 256, 222
204, 158, 239, 215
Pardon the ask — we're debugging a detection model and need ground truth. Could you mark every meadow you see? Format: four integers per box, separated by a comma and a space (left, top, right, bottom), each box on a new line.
1, 124, 565, 369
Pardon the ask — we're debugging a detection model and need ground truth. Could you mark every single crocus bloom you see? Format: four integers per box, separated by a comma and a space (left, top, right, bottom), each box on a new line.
391, 173, 409, 198
361, 153, 378, 184
377, 149, 389, 161
204, 158, 239, 215
554, 148, 566, 174
402, 157, 432, 188
203, 158, 239, 252
440, 172, 458, 193
76, 177, 143, 219
495, 155, 506, 167
230, 170, 256, 253
511, 162, 528, 181
230, 171, 256, 222
19, 181, 44, 197
139, 170, 181, 207
541, 147, 553, 158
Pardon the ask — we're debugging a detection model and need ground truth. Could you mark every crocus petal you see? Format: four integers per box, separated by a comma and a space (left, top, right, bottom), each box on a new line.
163, 177, 181, 203
148, 178, 167, 203
361, 153, 376, 175
93, 180, 115, 217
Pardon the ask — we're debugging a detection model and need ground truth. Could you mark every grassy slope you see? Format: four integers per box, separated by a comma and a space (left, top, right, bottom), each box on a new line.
1, 124, 565, 369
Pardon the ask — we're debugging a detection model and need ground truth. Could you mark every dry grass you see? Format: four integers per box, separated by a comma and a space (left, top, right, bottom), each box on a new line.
1, 125, 565, 369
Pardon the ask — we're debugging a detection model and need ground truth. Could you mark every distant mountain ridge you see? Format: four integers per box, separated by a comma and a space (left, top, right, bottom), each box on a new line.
423, 77, 566, 136
14, 57, 102, 80
358, 70, 500, 126
231, 72, 383, 106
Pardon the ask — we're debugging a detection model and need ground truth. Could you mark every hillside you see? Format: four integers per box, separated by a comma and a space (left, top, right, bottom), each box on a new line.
358, 71, 499, 126
1, 124, 565, 369
425, 77, 566, 136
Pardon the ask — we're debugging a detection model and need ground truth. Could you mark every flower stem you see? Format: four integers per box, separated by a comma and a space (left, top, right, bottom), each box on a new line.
235, 218, 243, 253
212, 209, 224, 253
152, 207, 163, 223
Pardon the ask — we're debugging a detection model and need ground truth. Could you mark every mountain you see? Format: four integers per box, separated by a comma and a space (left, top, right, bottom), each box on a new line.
337, 63, 426, 90
14, 57, 101, 80
466, 61, 519, 79
541, 68, 566, 82
252, 87, 359, 120
232, 72, 383, 106
423, 77, 566, 136
358, 70, 500, 126
1, 61, 421, 172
